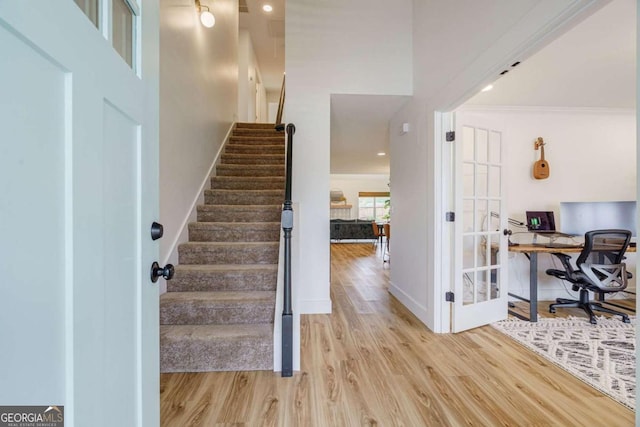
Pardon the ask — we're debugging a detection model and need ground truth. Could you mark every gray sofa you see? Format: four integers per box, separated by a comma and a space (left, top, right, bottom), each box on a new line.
330, 219, 376, 241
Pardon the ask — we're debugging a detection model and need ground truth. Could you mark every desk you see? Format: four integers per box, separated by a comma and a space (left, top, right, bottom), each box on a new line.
508, 244, 636, 322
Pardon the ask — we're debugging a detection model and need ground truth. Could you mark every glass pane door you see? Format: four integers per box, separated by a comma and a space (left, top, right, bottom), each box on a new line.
453, 123, 508, 332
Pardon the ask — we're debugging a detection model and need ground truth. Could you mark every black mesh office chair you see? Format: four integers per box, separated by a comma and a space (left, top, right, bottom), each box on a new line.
546, 229, 632, 324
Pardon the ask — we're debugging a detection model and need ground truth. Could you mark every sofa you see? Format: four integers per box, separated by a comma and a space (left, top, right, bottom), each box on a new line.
330, 219, 377, 241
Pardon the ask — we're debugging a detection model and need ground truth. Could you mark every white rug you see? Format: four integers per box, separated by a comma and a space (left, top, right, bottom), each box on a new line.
491, 316, 635, 410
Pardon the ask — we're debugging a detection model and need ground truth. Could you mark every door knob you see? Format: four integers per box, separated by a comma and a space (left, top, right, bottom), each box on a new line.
150, 261, 174, 283
151, 222, 164, 240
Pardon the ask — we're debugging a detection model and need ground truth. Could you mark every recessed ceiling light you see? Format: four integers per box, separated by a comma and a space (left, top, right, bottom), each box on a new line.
481, 84, 493, 92
263, 4, 273, 12
377, 152, 386, 156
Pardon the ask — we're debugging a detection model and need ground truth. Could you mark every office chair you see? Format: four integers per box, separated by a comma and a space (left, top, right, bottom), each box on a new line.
546, 229, 632, 324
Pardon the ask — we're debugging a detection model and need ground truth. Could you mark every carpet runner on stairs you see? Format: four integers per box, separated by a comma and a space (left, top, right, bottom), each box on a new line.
160, 122, 283, 372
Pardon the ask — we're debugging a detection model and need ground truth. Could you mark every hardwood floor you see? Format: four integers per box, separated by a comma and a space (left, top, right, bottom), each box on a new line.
160, 243, 635, 426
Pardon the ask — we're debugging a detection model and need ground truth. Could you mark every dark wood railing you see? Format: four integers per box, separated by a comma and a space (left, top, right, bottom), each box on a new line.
275, 74, 285, 126
279, 123, 295, 377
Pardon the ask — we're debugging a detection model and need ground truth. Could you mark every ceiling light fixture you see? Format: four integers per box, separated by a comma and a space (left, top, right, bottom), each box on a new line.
195, 0, 215, 28
263, 4, 273, 12
377, 152, 386, 156
481, 84, 494, 92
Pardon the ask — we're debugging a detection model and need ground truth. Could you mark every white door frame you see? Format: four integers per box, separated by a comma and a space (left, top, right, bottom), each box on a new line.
432, 1, 608, 334
435, 111, 455, 333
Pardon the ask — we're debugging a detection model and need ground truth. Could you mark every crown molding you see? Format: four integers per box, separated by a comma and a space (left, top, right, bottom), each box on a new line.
456, 105, 635, 115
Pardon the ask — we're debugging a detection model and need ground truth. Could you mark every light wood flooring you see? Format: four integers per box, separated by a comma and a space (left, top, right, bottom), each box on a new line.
160, 243, 635, 426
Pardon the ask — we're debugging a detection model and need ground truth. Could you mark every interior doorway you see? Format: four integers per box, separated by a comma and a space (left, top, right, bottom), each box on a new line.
328, 94, 409, 273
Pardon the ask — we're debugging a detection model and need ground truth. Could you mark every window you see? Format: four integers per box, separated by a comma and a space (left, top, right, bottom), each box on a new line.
358, 192, 390, 222
72, 0, 139, 71
112, 0, 135, 68
74, 0, 99, 28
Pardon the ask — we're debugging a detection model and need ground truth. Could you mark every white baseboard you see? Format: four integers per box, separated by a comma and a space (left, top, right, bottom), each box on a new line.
388, 281, 435, 330
159, 123, 235, 294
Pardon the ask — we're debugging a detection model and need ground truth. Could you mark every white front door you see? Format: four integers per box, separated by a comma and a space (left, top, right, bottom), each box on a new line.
0, 1, 159, 426
452, 120, 508, 332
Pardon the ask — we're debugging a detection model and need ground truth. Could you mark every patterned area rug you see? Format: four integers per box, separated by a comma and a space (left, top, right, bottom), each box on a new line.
490, 316, 635, 410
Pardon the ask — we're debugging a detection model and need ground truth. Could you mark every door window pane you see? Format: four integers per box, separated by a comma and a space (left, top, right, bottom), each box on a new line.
113, 0, 134, 68
489, 166, 501, 197
463, 235, 475, 270
476, 129, 488, 163
476, 164, 488, 197
463, 163, 474, 197
74, 0, 99, 28
489, 131, 501, 163
463, 272, 475, 305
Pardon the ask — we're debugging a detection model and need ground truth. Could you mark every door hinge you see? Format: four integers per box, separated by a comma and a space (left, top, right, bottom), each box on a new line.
445, 212, 455, 222
445, 292, 455, 302
446, 131, 455, 142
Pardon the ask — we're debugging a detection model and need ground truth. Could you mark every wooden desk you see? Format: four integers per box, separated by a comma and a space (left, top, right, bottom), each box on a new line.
507, 244, 635, 322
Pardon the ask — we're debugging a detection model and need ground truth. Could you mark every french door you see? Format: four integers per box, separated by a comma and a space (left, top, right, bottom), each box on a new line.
0, 1, 159, 426
452, 118, 508, 332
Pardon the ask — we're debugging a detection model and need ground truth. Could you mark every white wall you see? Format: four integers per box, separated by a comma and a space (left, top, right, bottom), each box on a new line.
457, 107, 636, 298
237, 30, 249, 122
159, 0, 239, 272
389, 0, 604, 332
286, 0, 413, 313
238, 29, 268, 122
330, 174, 390, 219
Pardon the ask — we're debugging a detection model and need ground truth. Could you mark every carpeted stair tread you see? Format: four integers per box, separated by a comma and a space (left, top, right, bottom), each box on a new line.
160, 291, 276, 325
160, 323, 273, 372
211, 176, 284, 190
220, 153, 285, 165
235, 122, 276, 129
224, 144, 285, 154
169, 264, 277, 292
197, 205, 281, 222
216, 164, 284, 177
229, 136, 284, 144
233, 127, 279, 133
188, 221, 280, 242
231, 129, 282, 137
204, 189, 284, 205
179, 241, 279, 264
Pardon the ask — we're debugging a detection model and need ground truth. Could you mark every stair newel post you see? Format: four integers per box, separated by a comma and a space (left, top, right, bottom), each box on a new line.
281, 123, 295, 377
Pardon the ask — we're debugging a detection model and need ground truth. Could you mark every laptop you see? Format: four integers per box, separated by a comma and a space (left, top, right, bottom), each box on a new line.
526, 211, 556, 233
525, 211, 576, 243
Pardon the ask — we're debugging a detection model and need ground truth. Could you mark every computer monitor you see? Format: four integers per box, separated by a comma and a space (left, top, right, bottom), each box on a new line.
560, 201, 637, 237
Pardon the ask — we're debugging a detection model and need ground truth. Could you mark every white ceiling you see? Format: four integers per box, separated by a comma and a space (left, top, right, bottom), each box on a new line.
466, 0, 636, 108
239, 0, 285, 93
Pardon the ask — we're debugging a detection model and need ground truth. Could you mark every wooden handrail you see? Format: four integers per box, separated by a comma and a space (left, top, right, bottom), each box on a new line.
275, 73, 285, 125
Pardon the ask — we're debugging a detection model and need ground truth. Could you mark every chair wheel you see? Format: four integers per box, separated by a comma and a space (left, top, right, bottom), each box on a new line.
549, 308, 556, 313
590, 317, 597, 325
623, 317, 630, 323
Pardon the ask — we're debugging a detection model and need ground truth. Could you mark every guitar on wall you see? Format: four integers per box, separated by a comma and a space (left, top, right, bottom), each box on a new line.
533, 137, 549, 180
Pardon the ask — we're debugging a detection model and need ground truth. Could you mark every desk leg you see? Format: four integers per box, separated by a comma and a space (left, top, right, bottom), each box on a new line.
530, 252, 538, 322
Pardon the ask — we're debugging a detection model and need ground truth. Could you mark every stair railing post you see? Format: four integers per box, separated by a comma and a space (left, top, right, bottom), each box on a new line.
281, 123, 295, 377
